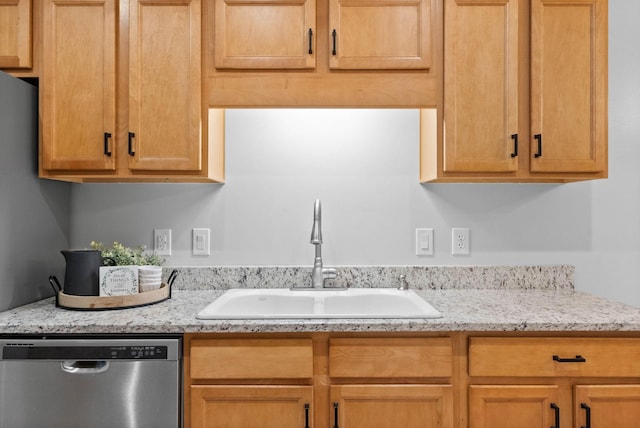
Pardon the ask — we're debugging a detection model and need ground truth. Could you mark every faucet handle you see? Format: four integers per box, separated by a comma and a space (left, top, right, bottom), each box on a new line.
398, 274, 409, 290
323, 267, 339, 280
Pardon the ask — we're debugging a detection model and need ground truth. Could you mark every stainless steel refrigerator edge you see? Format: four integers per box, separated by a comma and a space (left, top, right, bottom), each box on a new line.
0, 70, 70, 311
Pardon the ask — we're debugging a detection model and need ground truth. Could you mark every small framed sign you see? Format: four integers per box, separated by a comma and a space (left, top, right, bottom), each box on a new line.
99, 266, 139, 296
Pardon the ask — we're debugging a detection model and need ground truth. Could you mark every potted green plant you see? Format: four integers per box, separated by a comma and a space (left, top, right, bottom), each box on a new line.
90, 241, 165, 295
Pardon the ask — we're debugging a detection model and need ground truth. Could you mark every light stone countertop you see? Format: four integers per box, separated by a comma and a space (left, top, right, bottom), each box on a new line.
2, 288, 640, 334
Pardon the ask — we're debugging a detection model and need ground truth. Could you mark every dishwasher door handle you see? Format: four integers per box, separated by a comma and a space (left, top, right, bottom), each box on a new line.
61, 360, 110, 374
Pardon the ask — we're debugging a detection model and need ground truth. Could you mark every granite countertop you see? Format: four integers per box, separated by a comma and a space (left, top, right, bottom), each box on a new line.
2, 266, 640, 335
2, 288, 640, 334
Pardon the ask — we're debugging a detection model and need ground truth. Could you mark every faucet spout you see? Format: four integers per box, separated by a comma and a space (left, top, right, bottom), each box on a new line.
309, 199, 338, 288
310, 199, 322, 245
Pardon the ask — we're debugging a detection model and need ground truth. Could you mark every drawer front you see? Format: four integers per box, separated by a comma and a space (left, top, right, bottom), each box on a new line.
190, 339, 313, 380
469, 337, 640, 377
329, 337, 452, 379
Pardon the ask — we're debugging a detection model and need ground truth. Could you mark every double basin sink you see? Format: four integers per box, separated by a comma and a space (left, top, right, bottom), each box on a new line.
196, 288, 442, 320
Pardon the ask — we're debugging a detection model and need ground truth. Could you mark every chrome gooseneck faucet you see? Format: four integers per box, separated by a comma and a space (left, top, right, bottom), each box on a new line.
310, 199, 338, 288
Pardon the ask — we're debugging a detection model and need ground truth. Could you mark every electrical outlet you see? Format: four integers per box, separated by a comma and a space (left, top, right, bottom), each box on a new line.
451, 227, 470, 255
415, 228, 434, 256
154, 229, 172, 256
192, 228, 210, 256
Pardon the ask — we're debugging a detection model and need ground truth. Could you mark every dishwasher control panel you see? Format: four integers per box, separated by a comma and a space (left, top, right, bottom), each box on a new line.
2, 345, 169, 360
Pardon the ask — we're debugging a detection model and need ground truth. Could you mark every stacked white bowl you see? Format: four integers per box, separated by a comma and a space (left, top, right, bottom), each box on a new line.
138, 266, 162, 292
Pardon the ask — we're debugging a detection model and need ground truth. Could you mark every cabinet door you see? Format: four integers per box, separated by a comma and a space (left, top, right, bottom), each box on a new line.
191, 385, 313, 428
530, 0, 607, 173
575, 385, 640, 428
330, 385, 453, 428
41, 0, 116, 171
0, 0, 31, 68
128, 0, 202, 172
443, 0, 520, 173
214, 0, 316, 69
329, 0, 432, 70
469, 385, 560, 428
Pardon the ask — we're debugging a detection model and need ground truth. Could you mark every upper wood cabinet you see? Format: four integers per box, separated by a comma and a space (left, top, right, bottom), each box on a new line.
214, 0, 316, 69
207, 0, 439, 107
420, 0, 607, 182
41, 0, 117, 172
328, 0, 432, 70
0, 0, 32, 69
40, 0, 224, 182
529, 0, 607, 174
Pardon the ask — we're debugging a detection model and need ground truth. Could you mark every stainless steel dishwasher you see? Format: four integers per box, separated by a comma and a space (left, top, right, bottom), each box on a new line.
0, 337, 181, 428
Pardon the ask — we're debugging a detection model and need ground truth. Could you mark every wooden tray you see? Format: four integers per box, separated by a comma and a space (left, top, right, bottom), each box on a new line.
50, 270, 177, 311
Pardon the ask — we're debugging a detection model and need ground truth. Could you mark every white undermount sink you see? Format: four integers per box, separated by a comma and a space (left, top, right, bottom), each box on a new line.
196, 288, 442, 319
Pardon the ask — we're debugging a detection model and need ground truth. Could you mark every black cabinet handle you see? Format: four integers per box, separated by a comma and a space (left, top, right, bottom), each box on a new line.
308, 29, 313, 55
333, 402, 339, 428
534, 133, 542, 158
103, 132, 112, 156
511, 133, 518, 158
580, 403, 591, 428
128, 132, 136, 156
332, 29, 337, 56
304, 403, 310, 428
550, 403, 560, 428
553, 355, 586, 363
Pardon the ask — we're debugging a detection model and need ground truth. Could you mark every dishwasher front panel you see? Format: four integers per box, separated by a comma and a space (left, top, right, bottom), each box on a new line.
0, 338, 181, 428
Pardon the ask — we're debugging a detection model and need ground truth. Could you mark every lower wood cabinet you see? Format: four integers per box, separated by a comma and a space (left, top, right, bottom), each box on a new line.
574, 385, 640, 426
185, 334, 454, 428
469, 337, 640, 428
185, 333, 640, 428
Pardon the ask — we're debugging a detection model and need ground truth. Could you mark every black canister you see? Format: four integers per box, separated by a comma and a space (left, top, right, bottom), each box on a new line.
60, 250, 115, 295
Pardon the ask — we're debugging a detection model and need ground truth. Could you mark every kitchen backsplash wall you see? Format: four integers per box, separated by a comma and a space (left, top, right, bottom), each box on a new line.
69, 1, 640, 307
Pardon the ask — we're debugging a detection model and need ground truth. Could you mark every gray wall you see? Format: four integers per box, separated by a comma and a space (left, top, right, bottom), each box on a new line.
70, 1, 640, 306
0, 73, 71, 311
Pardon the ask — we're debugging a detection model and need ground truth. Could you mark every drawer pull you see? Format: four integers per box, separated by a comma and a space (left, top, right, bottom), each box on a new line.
552, 354, 586, 363
333, 402, 339, 428
550, 403, 560, 428
304, 403, 310, 428
103, 132, 112, 156
511, 133, 518, 158
580, 403, 591, 428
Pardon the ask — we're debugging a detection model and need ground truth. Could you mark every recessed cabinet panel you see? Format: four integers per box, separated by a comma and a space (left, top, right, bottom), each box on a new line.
42, 0, 117, 171
331, 385, 453, 428
329, 0, 432, 69
530, 0, 606, 173
469, 385, 560, 428
443, 0, 519, 173
214, 0, 316, 69
191, 385, 313, 428
0, 0, 32, 68
128, 0, 202, 172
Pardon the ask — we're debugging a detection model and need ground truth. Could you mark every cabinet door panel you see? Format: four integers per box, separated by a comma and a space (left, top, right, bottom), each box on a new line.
215, 0, 316, 69
575, 385, 640, 428
469, 385, 560, 428
329, 0, 432, 70
191, 385, 313, 428
128, 0, 202, 172
0, 0, 31, 68
530, 0, 607, 172
443, 0, 519, 173
42, 0, 116, 171
331, 385, 453, 428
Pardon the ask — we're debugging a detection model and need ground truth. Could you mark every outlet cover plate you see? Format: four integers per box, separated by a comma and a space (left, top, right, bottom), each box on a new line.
452, 227, 470, 255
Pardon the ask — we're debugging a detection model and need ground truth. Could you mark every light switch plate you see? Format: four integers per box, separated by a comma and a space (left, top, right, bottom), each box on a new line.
192, 228, 210, 256
415, 228, 434, 256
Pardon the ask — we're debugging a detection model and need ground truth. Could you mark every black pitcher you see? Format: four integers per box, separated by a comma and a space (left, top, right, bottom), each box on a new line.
60, 250, 116, 296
